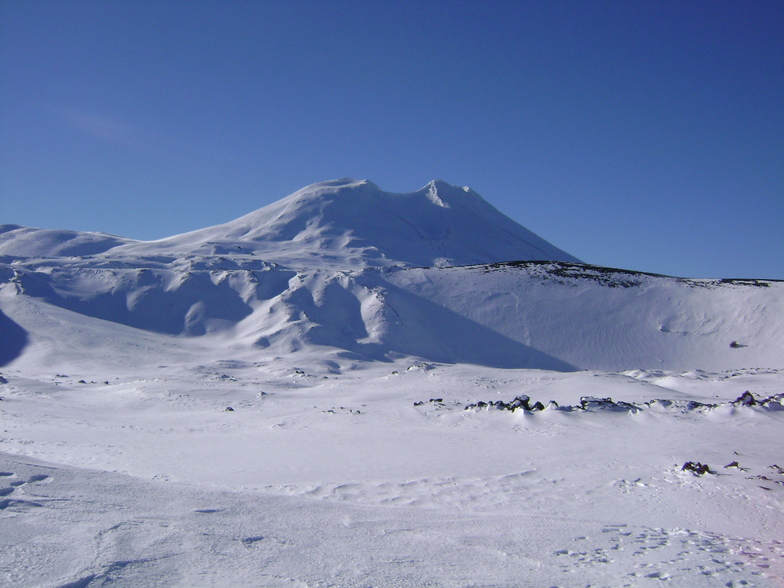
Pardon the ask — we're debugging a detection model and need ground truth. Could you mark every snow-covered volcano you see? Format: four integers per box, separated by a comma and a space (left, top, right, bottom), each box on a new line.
111, 178, 580, 267
1, 179, 579, 268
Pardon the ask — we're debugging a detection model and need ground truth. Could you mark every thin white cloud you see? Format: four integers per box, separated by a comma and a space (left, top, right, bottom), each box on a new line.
48, 105, 156, 149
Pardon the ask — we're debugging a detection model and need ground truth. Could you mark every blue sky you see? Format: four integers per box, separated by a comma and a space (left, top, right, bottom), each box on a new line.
1, 1, 782, 278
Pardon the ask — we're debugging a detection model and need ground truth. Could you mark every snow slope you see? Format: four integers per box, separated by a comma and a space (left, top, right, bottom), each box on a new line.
3, 259, 781, 371
1, 179, 783, 586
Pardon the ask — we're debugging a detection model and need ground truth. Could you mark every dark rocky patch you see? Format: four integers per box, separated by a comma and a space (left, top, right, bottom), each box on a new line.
644, 398, 718, 411
682, 462, 713, 475
730, 391, 784, 408
415, 398, 444, 406
465, 395, 546, 412
579, 397, 639, 412
733, 391, 756, 406
461, 392, 784, 417
477, 260, 655, 288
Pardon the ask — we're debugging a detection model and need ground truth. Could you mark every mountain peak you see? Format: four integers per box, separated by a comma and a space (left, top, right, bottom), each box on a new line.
11, 180, 580, 269
423, 180, 451, 208
187, 179, 580, 267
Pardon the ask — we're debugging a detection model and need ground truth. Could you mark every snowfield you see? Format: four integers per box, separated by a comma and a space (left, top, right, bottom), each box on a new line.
1, 180, 782, 587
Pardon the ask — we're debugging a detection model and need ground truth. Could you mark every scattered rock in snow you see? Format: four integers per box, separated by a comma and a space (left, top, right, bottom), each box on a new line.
579, 396, 639, 412
733, 391, 756, 406
414, 398, 444, 407
682, 462, 713, 475
465, 395, 546, 412
729, 391, 784, 408
462, 392, 784, 418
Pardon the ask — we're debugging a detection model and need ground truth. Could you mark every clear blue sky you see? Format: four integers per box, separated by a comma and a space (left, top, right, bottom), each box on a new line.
1, 1, 782, 278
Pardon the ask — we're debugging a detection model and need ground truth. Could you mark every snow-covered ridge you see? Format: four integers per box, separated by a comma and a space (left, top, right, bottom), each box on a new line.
2, 258, 781, 371
0, 225, 134, 258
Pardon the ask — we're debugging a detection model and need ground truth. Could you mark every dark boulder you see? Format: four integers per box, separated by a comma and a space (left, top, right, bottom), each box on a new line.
682, 461, 713, 475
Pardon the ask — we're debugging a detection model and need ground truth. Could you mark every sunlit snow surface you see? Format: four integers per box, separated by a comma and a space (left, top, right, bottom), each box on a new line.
2, 358, 783, 587
1, 180, 783, 586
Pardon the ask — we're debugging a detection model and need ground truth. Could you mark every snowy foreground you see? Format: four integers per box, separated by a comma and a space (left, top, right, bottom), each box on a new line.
1, 179, 783, 586
1, 354, 783, 587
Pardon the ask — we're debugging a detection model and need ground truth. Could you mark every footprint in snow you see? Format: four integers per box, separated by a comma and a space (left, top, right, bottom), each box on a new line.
555, 526, 776, 584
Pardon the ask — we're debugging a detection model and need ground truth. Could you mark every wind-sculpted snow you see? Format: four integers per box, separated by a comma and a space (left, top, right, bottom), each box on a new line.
6, 263, 297, 336
1, 256, 782, 370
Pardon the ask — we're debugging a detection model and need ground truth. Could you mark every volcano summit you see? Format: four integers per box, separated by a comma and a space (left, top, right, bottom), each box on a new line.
45, 178, 580, 268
